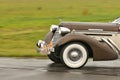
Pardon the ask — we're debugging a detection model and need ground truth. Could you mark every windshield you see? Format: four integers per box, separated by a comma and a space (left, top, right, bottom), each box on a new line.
112, 17, 120, 24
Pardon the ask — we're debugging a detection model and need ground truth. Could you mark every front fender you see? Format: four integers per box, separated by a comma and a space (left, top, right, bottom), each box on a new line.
54, 33, 118, 61
44, 31, 53, 44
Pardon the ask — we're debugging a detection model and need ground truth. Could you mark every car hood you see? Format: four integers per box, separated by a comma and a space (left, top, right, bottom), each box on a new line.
59, 22, 119, 32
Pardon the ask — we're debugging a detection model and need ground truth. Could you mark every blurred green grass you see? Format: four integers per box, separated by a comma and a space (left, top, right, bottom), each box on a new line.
0, 0, 120, 57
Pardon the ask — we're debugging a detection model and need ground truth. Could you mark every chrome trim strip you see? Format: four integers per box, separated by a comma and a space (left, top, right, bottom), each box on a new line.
107, 39, 120, 58
102, 38, 120, 58
102, 38, 118, 53
74, 30, 119, 36
88, 29, 103, 31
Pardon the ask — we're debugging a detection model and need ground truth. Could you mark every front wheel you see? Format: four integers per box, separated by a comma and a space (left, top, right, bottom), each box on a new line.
61, 43, 88, 68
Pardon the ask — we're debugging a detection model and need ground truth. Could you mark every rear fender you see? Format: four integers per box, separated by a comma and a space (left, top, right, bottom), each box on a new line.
54, 33, 118, 61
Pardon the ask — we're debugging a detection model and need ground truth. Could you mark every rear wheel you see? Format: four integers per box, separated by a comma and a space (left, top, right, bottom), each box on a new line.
61, 43, 88, 68
48, 53, 61, 63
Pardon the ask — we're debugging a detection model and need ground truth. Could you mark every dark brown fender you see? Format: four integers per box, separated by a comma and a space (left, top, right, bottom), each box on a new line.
53, 33, 118, 61
44, 31, 53, 44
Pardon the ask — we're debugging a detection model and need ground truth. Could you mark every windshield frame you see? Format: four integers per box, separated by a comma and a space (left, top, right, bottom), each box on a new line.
112, 17, 120, 24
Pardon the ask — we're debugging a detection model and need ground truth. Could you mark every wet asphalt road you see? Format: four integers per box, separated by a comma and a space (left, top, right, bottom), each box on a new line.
0, 58, 120, 80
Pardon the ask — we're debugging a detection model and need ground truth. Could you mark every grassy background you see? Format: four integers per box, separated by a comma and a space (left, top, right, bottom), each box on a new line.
0, 0, 120, 57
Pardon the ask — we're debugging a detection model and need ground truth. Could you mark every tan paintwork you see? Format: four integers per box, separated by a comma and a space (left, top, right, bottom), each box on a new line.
110, 34, 120, 50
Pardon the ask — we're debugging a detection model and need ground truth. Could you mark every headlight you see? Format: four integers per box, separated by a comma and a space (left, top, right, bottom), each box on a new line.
50, 25, 59, 32
58, 27, 70, 35
37, 40, 45, 48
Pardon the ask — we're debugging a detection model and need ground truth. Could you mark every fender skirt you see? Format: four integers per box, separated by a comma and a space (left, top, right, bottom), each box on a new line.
53, 33, 118, 61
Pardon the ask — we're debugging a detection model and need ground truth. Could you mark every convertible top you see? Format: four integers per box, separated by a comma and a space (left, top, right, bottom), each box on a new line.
59, 22, 120, 32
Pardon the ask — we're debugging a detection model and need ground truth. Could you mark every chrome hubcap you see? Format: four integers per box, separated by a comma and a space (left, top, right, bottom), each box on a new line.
68, 49, 82, 62
70, 51, 79, 58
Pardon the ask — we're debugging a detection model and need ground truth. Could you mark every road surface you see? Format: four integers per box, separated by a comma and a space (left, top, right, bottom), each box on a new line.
0, 58, 120, 80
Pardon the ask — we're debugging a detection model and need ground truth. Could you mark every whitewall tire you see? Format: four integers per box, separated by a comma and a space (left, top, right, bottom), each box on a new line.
61, 43, 88, 68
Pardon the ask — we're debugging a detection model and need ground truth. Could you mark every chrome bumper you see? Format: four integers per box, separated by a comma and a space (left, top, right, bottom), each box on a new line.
36, 40, 54, 55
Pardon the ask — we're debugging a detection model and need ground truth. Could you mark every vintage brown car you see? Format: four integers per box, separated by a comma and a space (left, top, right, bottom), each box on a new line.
36, 17, 120, 68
